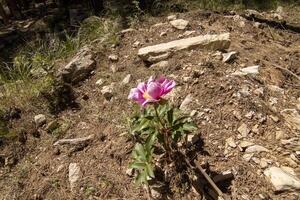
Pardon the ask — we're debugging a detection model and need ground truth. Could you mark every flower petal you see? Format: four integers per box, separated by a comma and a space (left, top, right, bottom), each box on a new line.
147, 82, 163, 100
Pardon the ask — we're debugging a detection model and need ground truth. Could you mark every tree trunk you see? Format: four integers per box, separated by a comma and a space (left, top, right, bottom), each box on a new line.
0, 3, 9, 24
5, 0, 22, 19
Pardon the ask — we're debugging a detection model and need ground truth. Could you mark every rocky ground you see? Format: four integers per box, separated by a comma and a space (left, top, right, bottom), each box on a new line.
0, 7, 300, 200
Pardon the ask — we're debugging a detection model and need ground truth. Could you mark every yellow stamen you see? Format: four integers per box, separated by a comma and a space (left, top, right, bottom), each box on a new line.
143, 92, 152, 100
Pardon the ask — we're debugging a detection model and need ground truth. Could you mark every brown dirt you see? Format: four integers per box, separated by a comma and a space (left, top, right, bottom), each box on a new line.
1, 9, 300, 200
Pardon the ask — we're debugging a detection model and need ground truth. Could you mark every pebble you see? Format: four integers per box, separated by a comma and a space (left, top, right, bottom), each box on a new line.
108, 54, 118, 61
238, 123, 250, 137
69, 163, 82, 191
34, 114, 46, 127
122, 74, 132, 85
96, 79, 104, 86
226, 137, 237, 148
245, 145, 269, 153
170, 19, 189, 30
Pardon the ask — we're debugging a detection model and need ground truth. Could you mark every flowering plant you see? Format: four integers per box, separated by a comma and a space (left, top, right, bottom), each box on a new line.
128, 77, 197, 185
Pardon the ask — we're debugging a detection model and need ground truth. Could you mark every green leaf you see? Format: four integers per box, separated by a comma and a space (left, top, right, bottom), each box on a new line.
134, 143, 146, 160
167, 107, 173, 125
146, 163, 155, 178
129, 162, 146, 169
182, 123, 198, 132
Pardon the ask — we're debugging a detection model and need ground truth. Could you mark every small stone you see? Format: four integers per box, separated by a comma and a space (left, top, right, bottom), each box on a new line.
233, 110, 242, 120
122, 74, 132, 85
260, 158, 269, 169
190, 110, 198, 117
126, 168, 134, 177
243, 153, 254, 162
264, 167, 300, 191
238, 123, 250, 137
239, 21, 246, 28
96, 79, 104, 86
281, 109, 300, 131
187, 134, 199, 147
108, 54, 118, 61
110, 64, 118, 73
239, 141, 254, 150
180, 94, 193, 112
170, 19, 189, 30
275, 131, 285, 140
182, 30, 195, 37
167, 15, 177, 21
133, 41, 140, 47
34, 114, 46, 127
120, 28, 135, 34
270, 115, 279, 122
101, 85, 113, 100
212, 170, 234, 183
253, 87, 264, 96
226, 137, 237, 148
233, 65, 260, 75
245, 145, 269, 153
150, 61, 169, 68
252, 124, 259, 134
254, 22, 263, 28
160, 32, 167, 37
245, 111, 255, 119
222, 51, 237, 63
69, 163, 82, 191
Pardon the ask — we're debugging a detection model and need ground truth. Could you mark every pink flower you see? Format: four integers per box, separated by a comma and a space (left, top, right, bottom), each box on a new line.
128, 76, 176, 106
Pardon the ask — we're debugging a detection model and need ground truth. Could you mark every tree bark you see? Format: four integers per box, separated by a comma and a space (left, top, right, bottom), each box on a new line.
0, 3, 9, 24
5, 0, 22, 19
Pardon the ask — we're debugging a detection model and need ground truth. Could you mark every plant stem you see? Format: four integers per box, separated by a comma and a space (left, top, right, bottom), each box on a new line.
153, 104, 171, 161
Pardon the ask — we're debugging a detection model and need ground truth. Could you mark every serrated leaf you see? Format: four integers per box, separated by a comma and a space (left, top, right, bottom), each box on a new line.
146, 163, 155, 178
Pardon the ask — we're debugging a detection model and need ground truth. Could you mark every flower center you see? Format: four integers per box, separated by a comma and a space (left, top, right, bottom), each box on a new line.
143, 92, 152, 100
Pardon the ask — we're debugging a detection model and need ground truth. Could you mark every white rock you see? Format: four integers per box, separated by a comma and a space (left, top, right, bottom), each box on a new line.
69, 163, 82, 191
138, 33, 230, 61
260, 158, 269, 169
264, 167, 300, 191
254, 22, 263, 28
122, 74, 132, 85
34, 114, 46, 127
243, 153, 254, 162
110, 64, 118, 73
101, 85, 114, 100
245, 111, 255, 119
226, 137, 237, 148
187, 134, 199, 147
239, 141, 254, 150
95, 79, 104, 86
180, 94, 193, 112
160, 32, 167, 37
245, 145, 269, 153
238, 123, 250, 137
126, 168, 134, 177
133, 41, 140, 47
120, 28, 135, 34
222, 51, 237, 63
182, 30, 196, 37
108, 54, 118, 61
233, 65, 260, 76
170, 19, 189, 30
167, 15, 177, 21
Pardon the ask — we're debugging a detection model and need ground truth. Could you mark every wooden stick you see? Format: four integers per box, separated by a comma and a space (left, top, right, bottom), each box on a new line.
195, 161, 224, 199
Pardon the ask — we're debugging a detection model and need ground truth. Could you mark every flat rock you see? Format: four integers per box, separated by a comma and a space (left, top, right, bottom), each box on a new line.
233, 65, 260, 76
226, 137, 237, 148
281, 109, 300, 131
122, 74, 132, 85
59, 47, 96, 84
264, 167, 300, 191
69, 163, 82, 191
239, 141, 254, 150
243, 153, 254, 162
238, 123, 250, 137
213, 170, 234, 183
138, 33, 230, 62
101, 84, 114, 100
170, 19, 189, 30
222, 51, 237, 63
245, 145, 269, 153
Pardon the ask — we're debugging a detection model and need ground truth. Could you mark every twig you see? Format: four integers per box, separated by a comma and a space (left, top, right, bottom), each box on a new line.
194, 161, 224, 199
178, 150, 224, 199
273, 64, 300, 82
